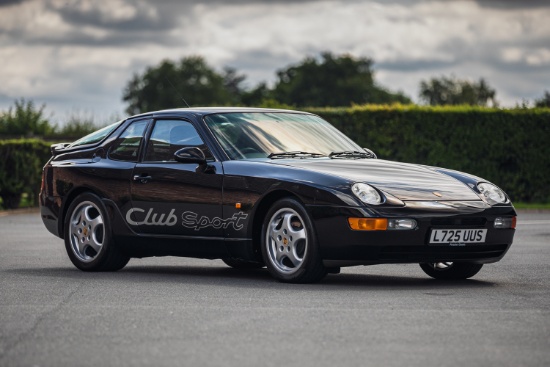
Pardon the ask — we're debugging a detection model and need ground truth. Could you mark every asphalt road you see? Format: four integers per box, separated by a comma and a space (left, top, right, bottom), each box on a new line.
0, 210, 549, 367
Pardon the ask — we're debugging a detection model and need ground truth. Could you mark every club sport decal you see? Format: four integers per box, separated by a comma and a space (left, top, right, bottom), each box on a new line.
126, 208, 178, 226
126, 208, 247, 231
181, 211, 247, 231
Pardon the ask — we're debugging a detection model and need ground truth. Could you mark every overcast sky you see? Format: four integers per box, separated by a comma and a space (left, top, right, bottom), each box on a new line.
1, 0, 549, 123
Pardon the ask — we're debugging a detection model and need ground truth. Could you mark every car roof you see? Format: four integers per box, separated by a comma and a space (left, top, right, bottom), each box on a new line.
129, 107, 312, 120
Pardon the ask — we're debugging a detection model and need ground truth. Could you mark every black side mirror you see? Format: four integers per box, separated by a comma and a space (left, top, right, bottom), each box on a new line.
174, 147, 207, 164
363, 148, 377, 159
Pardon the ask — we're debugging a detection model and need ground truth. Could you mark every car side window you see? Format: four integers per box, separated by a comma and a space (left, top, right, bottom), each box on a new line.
109, 119, 149, 162
144, 120, 212, 162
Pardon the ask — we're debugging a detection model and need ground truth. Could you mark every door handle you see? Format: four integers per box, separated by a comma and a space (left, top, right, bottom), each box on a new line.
133, 175, 152, 183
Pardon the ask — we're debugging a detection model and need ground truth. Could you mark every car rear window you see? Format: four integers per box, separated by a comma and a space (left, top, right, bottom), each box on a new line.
69, 121, 122, 148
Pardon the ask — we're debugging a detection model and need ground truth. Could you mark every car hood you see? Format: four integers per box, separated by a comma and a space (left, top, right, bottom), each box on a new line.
267, 158, 481, 201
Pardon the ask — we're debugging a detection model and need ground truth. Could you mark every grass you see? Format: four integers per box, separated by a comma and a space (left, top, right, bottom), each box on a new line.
513, 202, 550, 210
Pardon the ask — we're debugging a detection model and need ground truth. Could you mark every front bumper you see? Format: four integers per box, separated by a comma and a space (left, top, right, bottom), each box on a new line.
309, 203, 516, 267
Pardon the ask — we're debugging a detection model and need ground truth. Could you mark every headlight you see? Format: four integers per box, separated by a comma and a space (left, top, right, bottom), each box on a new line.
477, 182, 507, 204
352, 183, 383, 205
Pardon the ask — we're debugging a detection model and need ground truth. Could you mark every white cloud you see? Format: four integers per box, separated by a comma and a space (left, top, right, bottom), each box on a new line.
0, 0, 549, 120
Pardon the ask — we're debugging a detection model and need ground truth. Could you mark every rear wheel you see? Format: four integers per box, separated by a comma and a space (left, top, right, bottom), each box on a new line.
64, 192, 130, 271
419, 262, 483, 280
260, 198, 327, 283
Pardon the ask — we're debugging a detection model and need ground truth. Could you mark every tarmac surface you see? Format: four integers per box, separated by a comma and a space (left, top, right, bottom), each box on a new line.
0, 210, 549, 367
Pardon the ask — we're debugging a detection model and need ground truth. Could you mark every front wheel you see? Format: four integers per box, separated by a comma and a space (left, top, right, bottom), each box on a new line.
260, 198, 327, 283
64, 192, 130, 271
419, 262, 483, 280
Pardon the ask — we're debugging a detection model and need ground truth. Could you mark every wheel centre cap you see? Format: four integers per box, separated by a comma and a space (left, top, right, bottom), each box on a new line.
83, 228, 88, 236
283, 237, 288, 245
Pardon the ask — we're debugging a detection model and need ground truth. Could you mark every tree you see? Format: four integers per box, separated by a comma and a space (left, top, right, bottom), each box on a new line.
534, 91, 550, 107
271, 52, 411, 107
240, 82, 271, 106
123, 56, 236, 115
0, 98, 53, 137
419, 76, 497, 106
222, 67, 247, 105
122, 53, 414, 111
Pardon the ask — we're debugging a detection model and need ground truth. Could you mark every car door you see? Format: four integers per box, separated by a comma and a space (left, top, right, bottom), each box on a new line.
101, 118, 152, 218
128, 118, 224, 238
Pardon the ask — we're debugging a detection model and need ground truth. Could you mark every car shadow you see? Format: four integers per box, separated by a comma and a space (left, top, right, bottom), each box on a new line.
5, 264, 497, 292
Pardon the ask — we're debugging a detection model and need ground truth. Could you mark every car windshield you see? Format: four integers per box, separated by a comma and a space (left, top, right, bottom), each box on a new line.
204, 112, 362, 160
69, 121, 122, 148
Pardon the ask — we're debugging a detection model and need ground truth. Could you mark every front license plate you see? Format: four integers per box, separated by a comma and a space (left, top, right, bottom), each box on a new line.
429, 229, 487, 245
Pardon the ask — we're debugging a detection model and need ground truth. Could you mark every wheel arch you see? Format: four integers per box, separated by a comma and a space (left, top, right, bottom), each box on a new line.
250, 189, 305, 261
59, 187, 110, 239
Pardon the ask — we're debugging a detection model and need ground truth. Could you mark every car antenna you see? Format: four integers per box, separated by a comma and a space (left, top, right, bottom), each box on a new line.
164, 77, 190, 108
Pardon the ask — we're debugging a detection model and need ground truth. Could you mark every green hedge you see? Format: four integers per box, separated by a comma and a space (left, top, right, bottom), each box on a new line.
308, 105, 550, 203
0, 139, 51, 209
1, 106, 548, 209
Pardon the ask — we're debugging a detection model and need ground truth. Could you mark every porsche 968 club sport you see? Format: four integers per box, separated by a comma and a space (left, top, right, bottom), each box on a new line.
40, 108, 516, 283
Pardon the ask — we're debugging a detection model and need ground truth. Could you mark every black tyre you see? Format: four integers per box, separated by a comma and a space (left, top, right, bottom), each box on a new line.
222, 258, 265, 269
419, 262, 483, 280
260, 198, 327, 283
64, 192, 130, 271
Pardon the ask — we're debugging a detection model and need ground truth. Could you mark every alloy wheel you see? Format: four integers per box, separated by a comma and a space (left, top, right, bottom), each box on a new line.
265, 208, 308, 275
68, 201, 105, 263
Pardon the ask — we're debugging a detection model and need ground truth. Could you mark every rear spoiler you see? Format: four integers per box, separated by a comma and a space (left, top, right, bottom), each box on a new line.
50, 143, 71, 155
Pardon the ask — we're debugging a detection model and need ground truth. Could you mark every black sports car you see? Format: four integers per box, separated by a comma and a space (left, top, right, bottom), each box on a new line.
40, 107, 516, 283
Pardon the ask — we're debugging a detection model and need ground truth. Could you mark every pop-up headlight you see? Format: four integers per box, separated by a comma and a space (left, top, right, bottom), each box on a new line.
352, 183, 383, 205
477, 182, 507, 205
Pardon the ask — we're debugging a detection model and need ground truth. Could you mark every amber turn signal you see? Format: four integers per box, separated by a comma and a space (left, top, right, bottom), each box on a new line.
348, 218, 388, 231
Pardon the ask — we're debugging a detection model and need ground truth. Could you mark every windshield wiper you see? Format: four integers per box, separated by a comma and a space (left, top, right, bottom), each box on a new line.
268, 151, 326, 159
329, 150, 374, 159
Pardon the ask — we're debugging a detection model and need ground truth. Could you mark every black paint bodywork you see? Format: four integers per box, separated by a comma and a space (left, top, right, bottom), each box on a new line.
40, 107, 516, 267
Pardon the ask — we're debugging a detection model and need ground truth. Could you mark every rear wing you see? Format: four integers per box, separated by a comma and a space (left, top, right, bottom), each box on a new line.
50, 143, 71, 156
